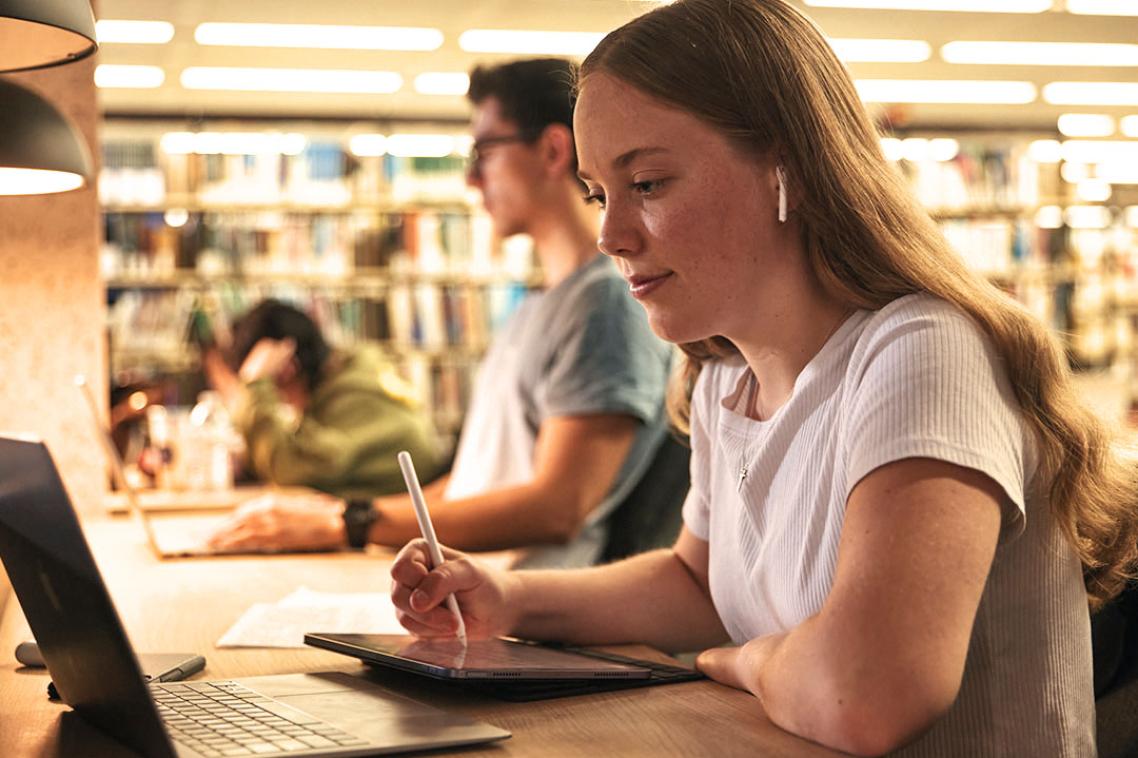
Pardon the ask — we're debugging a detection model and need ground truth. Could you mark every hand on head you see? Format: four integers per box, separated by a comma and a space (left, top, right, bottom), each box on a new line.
389, 540, 515, 640
238, 338, 298, 385
206, 493, 345, 553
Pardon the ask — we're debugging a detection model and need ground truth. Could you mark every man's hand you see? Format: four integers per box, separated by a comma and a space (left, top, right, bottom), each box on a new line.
207, 493, 346, 553
238, 338, 297, 384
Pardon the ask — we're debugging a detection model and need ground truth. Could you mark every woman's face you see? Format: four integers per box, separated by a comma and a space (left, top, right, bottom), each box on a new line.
574, 73, 788, 346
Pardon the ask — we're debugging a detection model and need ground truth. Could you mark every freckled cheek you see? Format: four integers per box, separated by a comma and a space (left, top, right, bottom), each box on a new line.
642, 206, 705, 256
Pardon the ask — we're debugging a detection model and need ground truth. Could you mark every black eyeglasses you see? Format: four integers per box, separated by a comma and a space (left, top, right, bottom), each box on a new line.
466, 132, 536, 172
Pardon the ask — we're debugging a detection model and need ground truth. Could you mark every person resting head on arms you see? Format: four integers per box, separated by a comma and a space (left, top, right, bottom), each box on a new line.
387, 1, 1138, 756
203, 299, 444, 541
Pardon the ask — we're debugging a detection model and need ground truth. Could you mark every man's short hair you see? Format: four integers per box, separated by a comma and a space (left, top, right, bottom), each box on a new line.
228, 299, 330, 390
467, 58, 579, 172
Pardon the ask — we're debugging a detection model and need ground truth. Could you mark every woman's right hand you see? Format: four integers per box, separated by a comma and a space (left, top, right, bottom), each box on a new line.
389, 539, 518, 640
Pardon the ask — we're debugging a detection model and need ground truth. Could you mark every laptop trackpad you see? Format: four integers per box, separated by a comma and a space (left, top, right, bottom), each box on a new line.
236, 672, 509, 745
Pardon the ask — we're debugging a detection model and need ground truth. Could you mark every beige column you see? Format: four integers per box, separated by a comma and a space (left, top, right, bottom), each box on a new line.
0, 56, 104, 516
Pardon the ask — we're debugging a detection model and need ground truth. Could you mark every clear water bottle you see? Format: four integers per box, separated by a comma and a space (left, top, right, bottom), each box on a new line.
188, 390, 234, 491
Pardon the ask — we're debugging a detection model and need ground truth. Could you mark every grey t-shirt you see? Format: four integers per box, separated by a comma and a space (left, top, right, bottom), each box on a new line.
445, 254, 672, 568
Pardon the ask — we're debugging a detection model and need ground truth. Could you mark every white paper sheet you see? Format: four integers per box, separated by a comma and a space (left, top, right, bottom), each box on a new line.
216, 587, 408, 648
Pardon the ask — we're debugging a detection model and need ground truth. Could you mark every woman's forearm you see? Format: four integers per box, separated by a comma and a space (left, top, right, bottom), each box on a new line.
743, 614, 955, 756
508, 548, 729, 653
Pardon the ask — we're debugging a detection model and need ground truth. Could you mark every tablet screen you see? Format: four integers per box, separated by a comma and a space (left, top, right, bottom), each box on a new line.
305, 633, 652, 680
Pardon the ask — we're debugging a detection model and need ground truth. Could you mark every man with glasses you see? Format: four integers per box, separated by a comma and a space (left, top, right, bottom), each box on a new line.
209, 58, 671, 569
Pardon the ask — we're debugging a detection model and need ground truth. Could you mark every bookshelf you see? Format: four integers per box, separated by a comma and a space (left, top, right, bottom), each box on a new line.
100, 120, 534, 443
886, 132, 1138, 374
102, 122, 1138, 438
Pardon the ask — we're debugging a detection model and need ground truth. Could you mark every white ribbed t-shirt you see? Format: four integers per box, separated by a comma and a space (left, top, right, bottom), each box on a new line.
682, 294, 1094, 756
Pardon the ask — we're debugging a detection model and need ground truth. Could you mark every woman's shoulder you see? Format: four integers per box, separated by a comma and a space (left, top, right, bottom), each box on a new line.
859, 293, 989, 352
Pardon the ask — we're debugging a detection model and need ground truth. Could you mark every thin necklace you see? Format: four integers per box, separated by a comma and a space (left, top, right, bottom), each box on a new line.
737, 306, 856, 489
738, 375, 760, 488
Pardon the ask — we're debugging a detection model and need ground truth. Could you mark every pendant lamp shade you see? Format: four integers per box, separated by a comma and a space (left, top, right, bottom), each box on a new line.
0, 79, 93, 195
0, 0, 96, 73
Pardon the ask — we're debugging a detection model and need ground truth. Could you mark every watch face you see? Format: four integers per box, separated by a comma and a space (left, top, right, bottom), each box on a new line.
344, 499, 377, 548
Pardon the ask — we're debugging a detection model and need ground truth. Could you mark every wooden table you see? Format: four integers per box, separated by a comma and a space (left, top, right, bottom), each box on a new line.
0, 518, 845, 757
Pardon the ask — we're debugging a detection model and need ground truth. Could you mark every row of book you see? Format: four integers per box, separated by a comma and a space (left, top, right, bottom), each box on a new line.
897, 140, 1057, 211
100, 137, 473, 208
109, 281, 530, 355
102, 209, 516, 280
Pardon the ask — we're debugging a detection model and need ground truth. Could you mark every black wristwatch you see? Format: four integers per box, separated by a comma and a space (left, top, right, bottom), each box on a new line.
342, 498, 379, 549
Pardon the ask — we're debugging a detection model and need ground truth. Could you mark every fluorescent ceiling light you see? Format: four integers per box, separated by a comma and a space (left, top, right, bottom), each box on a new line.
459, 29, 604, 56
160, 131, 307, 155
1034, 206, 1064, 229
1028, 139, 1063, 163
1061, 140, 1138, 164
1067, 0, 1138, 15
349, 134, 387, 157
194, 23, 442, 51
1065, 205, 1112, 229
856, 79, 1036, 104
1057, 114, 1115, 137
901, 137, 930, 161
1061, 161, 1089, 183
879, 137, 958, 162
1093, 162, 1138, 184
942, 41, 1138, 66
1076, 179, 1112, 202
385, 134, 459, 158
414, 72, 470, 96
160, 132, 195, 154
1120, 115, 1138, 137
95, 64, 165, 88
1044, 82, 1138, 106
96, 20, 174, 44
829, 38, 931, 63
0, 168, 84, 195
164, 209, 189, 228
804, 0, 1050, 11
929, 138, 960, 161
880, 137, 904, 161
181, 67, 402, 94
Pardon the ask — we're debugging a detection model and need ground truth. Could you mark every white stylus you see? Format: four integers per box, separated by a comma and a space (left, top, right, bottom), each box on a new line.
397, 450, 467, 645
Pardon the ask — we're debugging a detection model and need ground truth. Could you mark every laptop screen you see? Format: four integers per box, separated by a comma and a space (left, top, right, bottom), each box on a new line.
0, 436, 177, 758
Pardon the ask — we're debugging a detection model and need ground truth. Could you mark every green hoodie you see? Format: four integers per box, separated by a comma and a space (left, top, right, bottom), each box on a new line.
237, 346, 443, 499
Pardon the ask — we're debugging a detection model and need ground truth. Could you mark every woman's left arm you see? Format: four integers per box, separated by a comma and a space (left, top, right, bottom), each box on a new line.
696, 456, 1003, 757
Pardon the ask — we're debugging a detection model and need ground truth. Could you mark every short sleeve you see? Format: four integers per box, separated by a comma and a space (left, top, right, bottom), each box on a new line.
681, 364, 715, 541
535, 275, 669, 424
843, 302, 1029, 539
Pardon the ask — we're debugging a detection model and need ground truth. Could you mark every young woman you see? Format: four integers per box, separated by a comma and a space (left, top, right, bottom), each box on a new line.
390, 1, 1138, 754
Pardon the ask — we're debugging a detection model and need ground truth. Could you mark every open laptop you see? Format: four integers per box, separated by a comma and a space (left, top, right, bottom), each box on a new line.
0, 435, 510, 757
76, 374, 235, 558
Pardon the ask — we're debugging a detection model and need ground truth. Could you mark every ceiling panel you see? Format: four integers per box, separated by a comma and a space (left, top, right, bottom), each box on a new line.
92, 0, 1138, 130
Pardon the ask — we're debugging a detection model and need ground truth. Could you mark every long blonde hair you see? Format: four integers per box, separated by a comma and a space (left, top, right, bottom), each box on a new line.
579, 0, 1138, 608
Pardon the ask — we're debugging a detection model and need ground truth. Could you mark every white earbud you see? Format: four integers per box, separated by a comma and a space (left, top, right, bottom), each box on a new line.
776, 165, 788, 223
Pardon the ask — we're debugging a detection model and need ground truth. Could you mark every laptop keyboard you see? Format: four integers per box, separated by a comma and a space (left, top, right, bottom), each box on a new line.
152, 680, 369, 756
